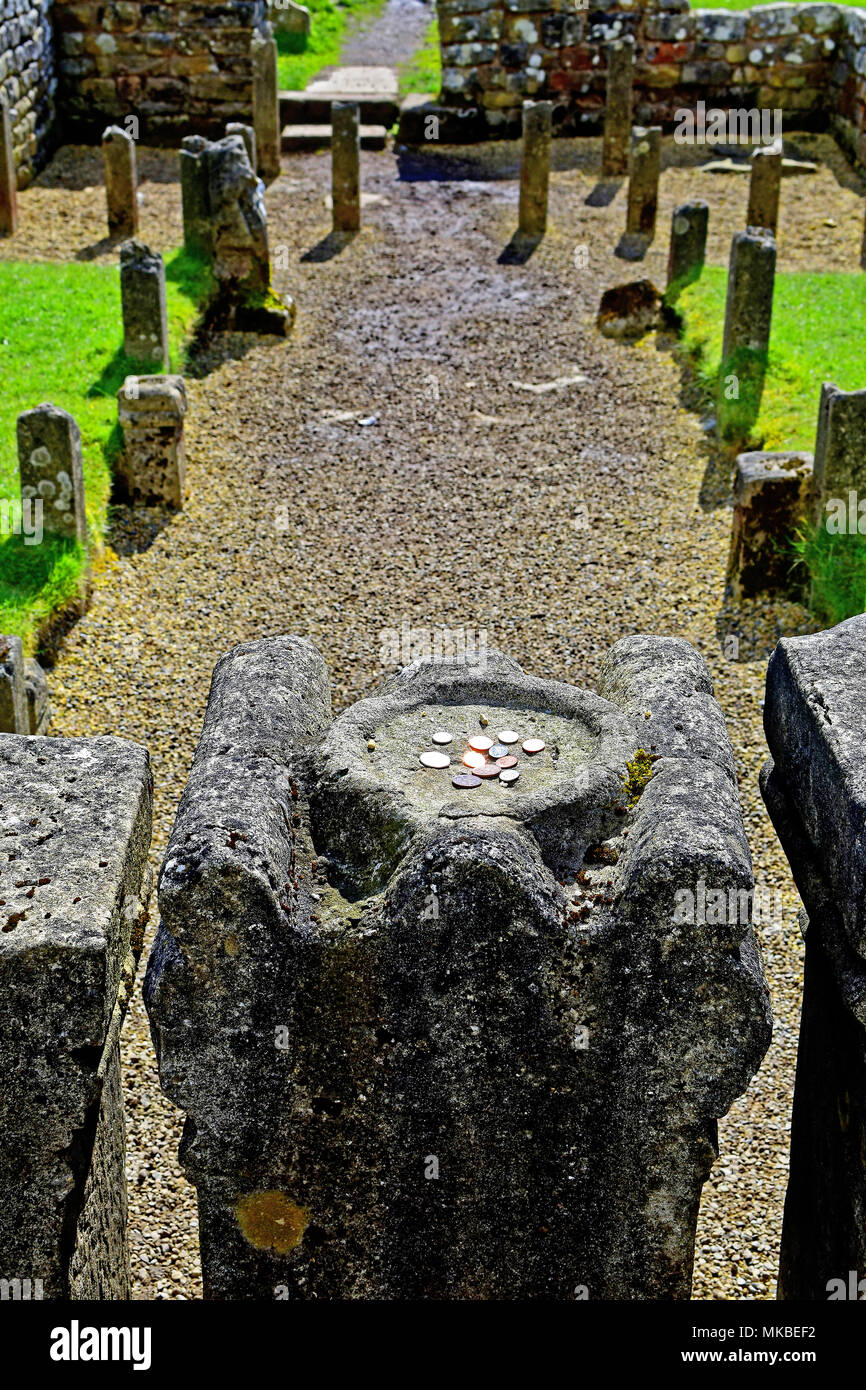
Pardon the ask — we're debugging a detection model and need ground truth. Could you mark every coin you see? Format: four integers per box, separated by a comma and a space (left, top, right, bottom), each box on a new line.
499, 768, 520, 784
498, 730, 519, 744
467, 735, 493, 753
452, 773, 481, 788
419, 751, 450, 769
522, 738, 546, 754
496, 755, 518, 769
489, 744, 509, 759
474, 764, 500, 778
432, 730, 453, 745
463, 749, 487, 769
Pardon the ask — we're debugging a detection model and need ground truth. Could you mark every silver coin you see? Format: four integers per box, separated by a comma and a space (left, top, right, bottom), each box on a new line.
522, 738, 545, 755
489, 743, 509, 759
452, 773, 481, 789
419, 750, 450, 769
499, 767, 520, 784
432, 730, 453, 745
467, 735, 493, 753
498, 730, 520, 744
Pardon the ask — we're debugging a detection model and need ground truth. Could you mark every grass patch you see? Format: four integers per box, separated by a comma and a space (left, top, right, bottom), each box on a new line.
0, 250, 205, 650
276, 0, 387, 90
676, 267, 866, 450
692, 0, 863, 8
792, 522, 866, 625
397, 15, 441, 100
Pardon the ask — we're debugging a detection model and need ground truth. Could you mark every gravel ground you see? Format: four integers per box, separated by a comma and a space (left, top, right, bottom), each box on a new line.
7, 129, 865, 1300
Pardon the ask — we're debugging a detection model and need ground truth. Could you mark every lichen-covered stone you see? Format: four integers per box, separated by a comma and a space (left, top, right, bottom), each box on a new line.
726, 450, 814, 601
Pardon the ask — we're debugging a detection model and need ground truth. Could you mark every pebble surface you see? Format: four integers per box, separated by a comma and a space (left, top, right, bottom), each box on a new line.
7, 131, 859, 1300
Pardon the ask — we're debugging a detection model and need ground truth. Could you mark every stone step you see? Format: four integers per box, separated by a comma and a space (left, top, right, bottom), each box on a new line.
279, 91, 398, 128
281, 123, 389, 152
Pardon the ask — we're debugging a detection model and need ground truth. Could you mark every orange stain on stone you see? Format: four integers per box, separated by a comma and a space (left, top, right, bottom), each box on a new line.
235, 1191, 309, 1254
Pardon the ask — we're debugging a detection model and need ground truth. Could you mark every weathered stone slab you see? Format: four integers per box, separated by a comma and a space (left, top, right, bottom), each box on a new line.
226, 122, 257, 174
626, 125, 661, 238
726, 450, 814, 601
602, 37, 634, 178
0, 634, 27, 735
812, 383, 866, 516
252, 28, 280, 181
119, 240, 170, 371
102, 125, 139, 240
0, 94, 19, 238
23, 657, 51, 736
116, 375, 187, 509
746, 139, 783, 234
180, 135, 212, 261
17, 403, 87, 548
0, 735, 153, 1299
597, 279, 665, 338
761, 615, 866, 1298
331, 101, 361, 233
667, 199, 709, 292
718, 228, 776, 442
146, 635, 770, 1299
518, 99, 552, 238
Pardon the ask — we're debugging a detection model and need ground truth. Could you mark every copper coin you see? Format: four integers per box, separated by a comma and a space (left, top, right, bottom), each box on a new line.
474, 764, 500, 779
522, 738, 546, 754
467, 735, 493, 753
419, 750, 450, 769
432, 730, 453, 745
498, 730, 520, 744
496, 755, 518, 769
489, 744, 509, 759
500, 768, 520, 784
452, 773, 481, 788
463, 749, 487, 769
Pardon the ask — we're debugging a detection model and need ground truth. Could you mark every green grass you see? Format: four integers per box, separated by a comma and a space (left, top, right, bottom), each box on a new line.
0, 250, 206, 650
692, 0, 864, 8
276, 0, 387, 91
792, 522, 866, 625
397, 16, 441, 100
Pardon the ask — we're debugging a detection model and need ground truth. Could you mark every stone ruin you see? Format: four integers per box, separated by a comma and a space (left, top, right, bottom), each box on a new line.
0, 734, 153, 1298
144, 634, 771, 1298
0, 635, 51, 737
761, 616, 866, 1300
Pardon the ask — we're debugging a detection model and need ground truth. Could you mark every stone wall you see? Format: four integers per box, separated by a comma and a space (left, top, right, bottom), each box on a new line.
0, 0, 56, 186
434, 0, 866, 160
52, 0, 268, 145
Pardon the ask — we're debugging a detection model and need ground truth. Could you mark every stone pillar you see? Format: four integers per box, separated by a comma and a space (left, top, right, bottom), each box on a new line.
726, 450, 814, 601
119, 240, 170, 371
717, 228, 776, 442
625, 125, 662, 240
180, 135, 212, 261
102, 125, 139, 240
0, 735, 153, 1299
116, 375, 187, 509
0, 634, 27, 735
226, 122, 257, 174
518, 99, 552, 239
252, 28, 280, 181
331, 101, 360, 233
746, 140, 782, 235
760, 615, 866, 1299
146, 635, 770, 1300
17, 403, 87, 548
667, 200, 709, 292
601, 37, 634, 179
811, 383, 866, 521
23, 656, 51, 735
0, 94, 18, 237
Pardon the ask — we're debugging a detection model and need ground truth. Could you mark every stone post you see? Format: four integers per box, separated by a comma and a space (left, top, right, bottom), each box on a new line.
226, 122, 257, 174
331, 101, 361, 233
0, 634, 27, 735
726, 450, 814, 601
667, 200, 709, 292
116, 375, 187, 509
180, 135, 212, 261
625, 125, 662, 240
717, 228, 776, 442
146, 635, 770, 1299
601, 37, 634, 179
102, 125, 139, 240
0, 94, 18, 237
811, 383, 866, 523
0, 734, 153, 1299
252, 27, 280, 181
760, 615, 866, 1299
518, 99, 552, 239
746, 140, 782, 235
119, 240, 170, 371
17, 403, 87, 548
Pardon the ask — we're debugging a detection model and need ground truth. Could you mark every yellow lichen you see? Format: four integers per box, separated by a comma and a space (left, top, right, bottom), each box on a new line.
235, 1191, 309, 1254
623, 748, 654, 808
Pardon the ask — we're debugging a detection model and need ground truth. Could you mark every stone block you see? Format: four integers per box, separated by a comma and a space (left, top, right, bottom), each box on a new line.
116, 374, 187, 509
726, 449, 814, 600
119, 239, 170, 370
17, 402, 87, 547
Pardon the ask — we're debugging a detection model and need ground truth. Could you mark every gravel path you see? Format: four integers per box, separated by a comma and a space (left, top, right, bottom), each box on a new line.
338, 0, 434, 69
10, 131, 865, 1299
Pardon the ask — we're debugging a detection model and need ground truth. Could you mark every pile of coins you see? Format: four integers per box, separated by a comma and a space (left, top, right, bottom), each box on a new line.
417, 727, 546, 789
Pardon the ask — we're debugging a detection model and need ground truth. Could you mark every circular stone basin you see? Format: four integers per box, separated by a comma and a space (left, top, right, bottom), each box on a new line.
310, 651, 638, 896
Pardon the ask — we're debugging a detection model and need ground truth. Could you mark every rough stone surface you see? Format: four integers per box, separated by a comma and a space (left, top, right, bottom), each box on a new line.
747, 140, 783, 235
116, 376, 188, 510
119, 240, 170, 371
726, 451, 814, 602
226, 121, 257, 174
0, 634, 27, 736
624, 123, 662, 249
667, 199, 708, 292
252, 27, 280, 182
331, 101, 361, 234
761, 615, 866, 1299
0, 735, 153, 1299
812, 383, 866, 515
0, 0, 55, 185
17, 402, 87, 548
102, 125, 139, 241
718, 228, 776, 442
597, 278, 665, 339
146, 635, 770, 1299
23, 656, 51, 736
518, 98, 552, 238
0, 96, 19, 236
602, 37, 634, 178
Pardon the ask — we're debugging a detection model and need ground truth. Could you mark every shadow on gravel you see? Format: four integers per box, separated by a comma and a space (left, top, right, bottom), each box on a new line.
395, 138, 597, 184
499, 232, 542, 264
106, 504, 175, 557
301, 230, 358, 262
585, 179, 621, 207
